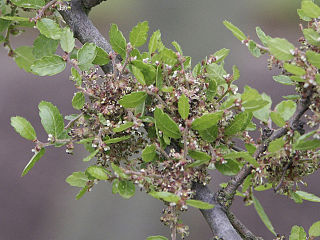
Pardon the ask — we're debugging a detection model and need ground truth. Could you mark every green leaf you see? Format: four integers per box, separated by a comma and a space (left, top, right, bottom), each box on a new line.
112, 122, 134, 133
86, 166, 109, 180
268, 138, 285, 153
83, 149, 99, 162
33, 34, 58, 59
178, 94, 190, 120
186, 199, 214, 209
14, 46, 35, 73
253, 93, 272, 123
289, 225, 306, 240
306, 50, 320, 68
301, 1, 320, 18
242, 86, 269, 112
199, 125, 218, 142
267, 38, 295, 61
21, 148, 45, 176
77, 42, 97, 71
214, 48, 230, 63
206, 63, 226, 84
256, 26, 271, 46
191, 111, 223, 131
11, 0, 44, 8
283, 63, 306, 76
119, 91, 147, 108
303, 29, 320, 46
111, 163, 128, 179
36, 18, 62, 40
270, 112, 285, 127
309, 221, 320, 237
297, 9, 312, 21
104, 135, 131, 144
76, 186, 88, 200
172, 41, 183, 54
71, 67, 82, 86
232, 65, 240, 81
131, 65, 145, 85
93, 47, 110, 65
215, 159, 241, 176
225, 112, 252, 136
156, 65, 163, 89
112, 179, 120, 194
242, 174, 253, 193
192, 63, 201, 77
158, 48, 178, 66
109, 23, 126, 59
283, 95, 300, 100
273, 75, 295, 85
60, 27, 75, 53
0, 16, 30, 21
254, 184, 272, 192
154, 108, 181, 139
189, 150, 211, 161
142, 144, 157, 162
11, 116, 36, 141
149, 30, 162, 54
224, 151, 259, 167
252, 196, 276, 236
72, 92, 85, 110
130, 21, 149, 47
149, 191, 180, 203
131, 60, 156, 85
248, 40, 261, 58
118, 180, 135, 199
65, 172, 89, 187
31, 55, 66, 76
275, 100, 296, 121
223, 20, 247, 41
38, 101, 64, 138
295, 191, 320, 202
146, 236, 168, 240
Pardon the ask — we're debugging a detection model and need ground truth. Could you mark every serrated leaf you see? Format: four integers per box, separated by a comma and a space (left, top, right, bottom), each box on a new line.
273, 75, 295, 85
225, 112, 252, 136
223, 20, 247, 41
206, 63, 227, 84
191, 111, 223, 131
112, 179, 120, 194
36, 18, 62, 40
65, 172, 89, 187
119, 91, 147, 108
253, 93, 272, 123
289, 225, 306, 240
306, 50, 320, 68
215, 159, 241, 176
130, 21, 149, 47
104, 135, 131, 144
131, 65, 145, 85
33, 34, 58, 59
71, 67, 82, 86
86, 166, 109, 180
224, 151, 259, 167
76, 186, 88, 200
296, 191, 320, 202
242, 174, 253, 193
297, 9, 312, 21
283, 63, 306, 76
60, 27, 75, 53
178, 94, 190, 120
146, 236, 168, 240
189, 150, 211, 161
275, 100, 296, 121
301, 1, 320, 18
31, 55, 66, 76
113, 122, 134, 133
186, 199, 214, 209
0, 16, 30, 21
11, 116, 36, 141
109, 23, 126, 59
38, 101, 64, 138
149, 191, 180, 203
158, 48, 178, 66
77, 42, 97, 71
172, 41, 183, 54
303, 29, 320, 46
72, 92, 85, 110
214, 48, 230, 63
256, 26, 271, 46
270, 112, 285, 127
252, 196, 276, 236
199, 125, 218, 142
131, 60, 156, 85
154, 108, 181, 139
309, 221, 320, 237
248, 40, 261, 58
111, 163, 128, 179
11, 0, 44, 8
268, 138, 285, 153
192, 63, 201, 77
83, 149, 99, 162
93, 47, 110, 65
21, 148, 45, 176
232, 65, 240, 81
14, 46, 35, 73
206, 79, 217, 101
118, 180, 135, 199
283, 95, 300, 100
142, 144, 157, 162
267, 38, 295, 61
149, 30, 161, 54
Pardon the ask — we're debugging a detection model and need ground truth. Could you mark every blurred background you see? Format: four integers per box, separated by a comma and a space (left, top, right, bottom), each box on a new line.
1, 0, 320, 239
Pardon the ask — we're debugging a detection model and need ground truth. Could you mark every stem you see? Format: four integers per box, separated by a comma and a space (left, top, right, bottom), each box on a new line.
31, 0, 58, 22
65, 113, 83, 129
183, 126, 188, 160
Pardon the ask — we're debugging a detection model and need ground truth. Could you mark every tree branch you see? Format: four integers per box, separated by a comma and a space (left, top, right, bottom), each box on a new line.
82, 0, 107, 10
59, 0, 112, 73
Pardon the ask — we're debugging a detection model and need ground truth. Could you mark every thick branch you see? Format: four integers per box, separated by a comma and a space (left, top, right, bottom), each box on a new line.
59, 0, 112, 73
82, 0, 107, 10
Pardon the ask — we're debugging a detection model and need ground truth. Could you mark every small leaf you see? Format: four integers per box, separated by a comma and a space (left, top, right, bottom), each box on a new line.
111, 163, 128, 179
225, 112, 252, 136
189, 150, 211, 161
31, 55, 66, 76
199, 125, 218, 142
33, 34, 58, 59
267, 38, 295, 61
273, 75, 295, 85
93, 47, 110, 65
214, 48, 230, 63
65, 172, 89, 187
256, 26, 271, 46
248, 40, 261, 58
295, 191, 320, 202
224, 151, 259, 167
130, 21, 149, 47
72, 92, 85, 110
131, 65, 145, 85
119, 91, 147, 108
142, 144, 157, 162
104, 136, 131, 144
309, 221, 320, 237
77, 42, 97, 71
109, 23, 126, 59
146, 236, 168, 240
223, 20, 247, 41
149, 30, 162, 54
275, 100, 296, 121
38, 101, 64, 138
289, 225, 306, 240
252, 196, 276, 236
83, 149, 99, 162
76, 186, 88, 200
301, 1, 320, 18
11, 116, 36, 141
270, 112, 285, 127
268, 138, 285, 153
14, 46, 35, 73
131, 60, 156, 85
215, 159, 241, 176
71, 67, 82, 86
36, 18, 62, 40
283, 63, 306, 76
154, 108, 181, 139
191, 111, 223, 131
0, 16, 29, 21
112, 122, 134, 133
186, 199, 214, 209
118, 180, 135, 199
112, 179, 120, 194
232, 65, 240, 81
306, 50, 320, 68
21, 148, 45, 176
60, 27, 75, 53
303, 29, 320, 46
172, 41, 183, 54
297, 9, 312, 21
11, 0, 44, 8
86, 166, 109, 180
149, 191, 181, 203
178, 94, 190, 120
253, 93, 272, 123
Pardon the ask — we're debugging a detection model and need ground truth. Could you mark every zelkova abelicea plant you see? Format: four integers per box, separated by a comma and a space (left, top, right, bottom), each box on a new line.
4, 0, 320, 239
